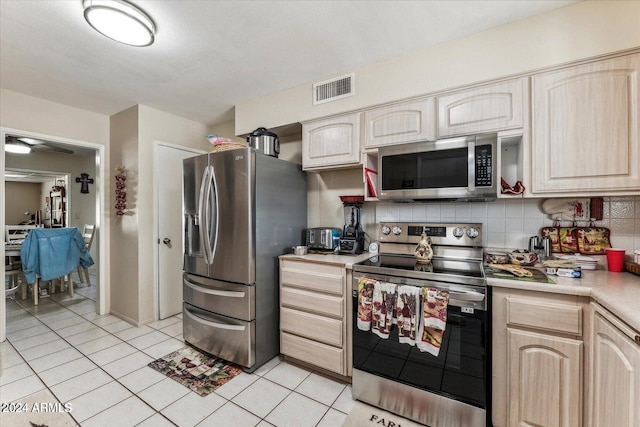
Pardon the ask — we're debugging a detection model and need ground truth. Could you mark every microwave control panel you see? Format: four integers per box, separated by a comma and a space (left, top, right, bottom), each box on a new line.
475, 145, 492, 187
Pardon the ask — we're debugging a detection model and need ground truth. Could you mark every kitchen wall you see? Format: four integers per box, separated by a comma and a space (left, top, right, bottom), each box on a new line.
235, 1, 640, 134
376, 196, 640, 261
4, 181, 40, 224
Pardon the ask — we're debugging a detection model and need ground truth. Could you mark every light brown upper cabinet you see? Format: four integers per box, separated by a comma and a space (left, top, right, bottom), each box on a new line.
531, 52, 640, 195
437, 78, 527, 138
363, 97, 436, 149
302, 112, 362, 171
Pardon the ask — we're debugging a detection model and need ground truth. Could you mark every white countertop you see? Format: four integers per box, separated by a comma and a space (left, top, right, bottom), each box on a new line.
279, 252, 372, 268
487, 268, 640, 332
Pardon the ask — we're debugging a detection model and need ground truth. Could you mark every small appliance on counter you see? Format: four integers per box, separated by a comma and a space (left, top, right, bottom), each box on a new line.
339, 195, 365, 255
305, 227, 341, 251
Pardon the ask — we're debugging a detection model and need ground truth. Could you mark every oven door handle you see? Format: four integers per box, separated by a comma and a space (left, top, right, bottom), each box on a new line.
448, 290, 485, 302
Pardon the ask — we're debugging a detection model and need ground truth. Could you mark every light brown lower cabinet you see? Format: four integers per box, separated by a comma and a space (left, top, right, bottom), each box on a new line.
492, 288, 588, 427
279, 258, 350, 376
589, 303, 640, 427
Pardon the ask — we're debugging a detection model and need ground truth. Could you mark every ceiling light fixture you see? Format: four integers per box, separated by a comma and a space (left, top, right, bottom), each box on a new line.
5, 143, 32, 154
83, 0, 155, 47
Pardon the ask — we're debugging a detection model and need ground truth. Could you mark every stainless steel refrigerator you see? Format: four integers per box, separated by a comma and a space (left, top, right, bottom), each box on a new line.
182, 147, 306, 372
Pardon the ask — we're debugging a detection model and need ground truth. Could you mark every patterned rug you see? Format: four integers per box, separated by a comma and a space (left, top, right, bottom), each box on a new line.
148, 345, 243, 396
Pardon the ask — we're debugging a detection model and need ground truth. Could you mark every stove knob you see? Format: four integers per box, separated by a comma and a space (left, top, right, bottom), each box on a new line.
381, 225, 391, 235
452, 227, 465, 238
466, 227, 480, 239
392, 226, 402, 236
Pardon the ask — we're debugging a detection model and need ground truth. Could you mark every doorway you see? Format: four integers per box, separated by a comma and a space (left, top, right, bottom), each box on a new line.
1, 127, 107, 342
154, 142, 204, 319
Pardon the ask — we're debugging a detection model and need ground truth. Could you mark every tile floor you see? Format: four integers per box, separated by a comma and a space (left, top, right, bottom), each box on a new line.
1, 273, 356, 426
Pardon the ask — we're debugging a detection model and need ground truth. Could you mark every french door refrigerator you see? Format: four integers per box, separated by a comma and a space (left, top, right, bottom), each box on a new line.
183, 147, 306, 372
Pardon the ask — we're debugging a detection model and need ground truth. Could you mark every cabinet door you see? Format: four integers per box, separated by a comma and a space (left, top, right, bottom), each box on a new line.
437, 78, 526, 138
591, 312, 640, 427
531, 53, 640, 194
363, 97, 435, 148
302, 113, 361, 170
508, 328, 582, 427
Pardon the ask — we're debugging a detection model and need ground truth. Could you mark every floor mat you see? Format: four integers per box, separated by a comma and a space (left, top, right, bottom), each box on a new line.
0, 389, 78, 427
148, 345, 243, 396
342, 401, 426, 427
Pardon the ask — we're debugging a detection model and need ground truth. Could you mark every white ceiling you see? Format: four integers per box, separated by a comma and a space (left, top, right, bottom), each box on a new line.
0, 0, 578, 127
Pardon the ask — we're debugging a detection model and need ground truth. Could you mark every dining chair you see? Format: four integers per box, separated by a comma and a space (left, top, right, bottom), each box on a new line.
76, 224, 96, 286
5, 224, 38, 243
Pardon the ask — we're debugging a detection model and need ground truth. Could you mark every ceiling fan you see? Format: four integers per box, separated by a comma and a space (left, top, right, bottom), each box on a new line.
5, 135, 74, 154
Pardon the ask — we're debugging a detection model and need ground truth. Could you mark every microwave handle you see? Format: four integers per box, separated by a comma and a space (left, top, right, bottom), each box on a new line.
467, 138, 476, 191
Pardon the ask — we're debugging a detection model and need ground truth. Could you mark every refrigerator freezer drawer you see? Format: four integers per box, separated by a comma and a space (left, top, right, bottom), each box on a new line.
183, 303, 255, 368
183, 273, 255, 321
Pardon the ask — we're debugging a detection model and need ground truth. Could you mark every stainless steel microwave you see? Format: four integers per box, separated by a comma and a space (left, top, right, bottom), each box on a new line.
377, 134, 497, 201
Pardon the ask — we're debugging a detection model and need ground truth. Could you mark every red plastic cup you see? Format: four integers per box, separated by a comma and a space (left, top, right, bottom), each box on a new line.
605, 248, 625, 272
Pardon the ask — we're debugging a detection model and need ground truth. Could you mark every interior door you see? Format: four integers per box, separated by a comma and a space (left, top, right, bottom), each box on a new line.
157, 144, 203, 319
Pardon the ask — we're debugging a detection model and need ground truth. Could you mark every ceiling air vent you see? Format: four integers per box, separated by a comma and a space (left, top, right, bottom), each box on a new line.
313, 73, 354, 105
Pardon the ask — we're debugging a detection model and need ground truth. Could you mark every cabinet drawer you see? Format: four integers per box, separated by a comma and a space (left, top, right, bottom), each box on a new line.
281, 332, 344, 375
280, 260, 345, 296
281, 286, 343, 318
506, 297, 582, 336
281, 307, 343, 347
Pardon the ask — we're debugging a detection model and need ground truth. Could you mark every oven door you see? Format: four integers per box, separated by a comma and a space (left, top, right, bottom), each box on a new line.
351, 271, 491, 426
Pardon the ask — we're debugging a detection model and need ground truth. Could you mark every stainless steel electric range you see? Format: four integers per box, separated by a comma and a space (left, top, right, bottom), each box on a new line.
351, 222, 490, 427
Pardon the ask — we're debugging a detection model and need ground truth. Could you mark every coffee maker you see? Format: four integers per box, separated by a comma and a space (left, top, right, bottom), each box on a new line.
339, 202, 365, 255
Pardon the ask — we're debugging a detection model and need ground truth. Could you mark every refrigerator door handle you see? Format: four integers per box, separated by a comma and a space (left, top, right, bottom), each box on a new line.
184, 306, 246, 331
198, 165, 212, 263
183, 278, 246, 298
207, 165, 220, 265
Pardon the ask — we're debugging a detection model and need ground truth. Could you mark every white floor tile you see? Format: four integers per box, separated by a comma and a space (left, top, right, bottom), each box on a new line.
263, 360, 311, 390
0, 362, 34, 386
136, 413, 176, 427
10, 330, 59, 351
82, 396, 156, 427
50, 368, 114, 402
76, 334, 123, 355
87, 341, 137, 365
65, 327, 110, 346
6, 324, 50, 341
100, 319, 135, 334
214, 371, 258, 400
28, 347, 84, 373
115, 325, 155, 341
91, 314, 122, 327
118, 367, 167, 394
6, 316, 42, 333
331, 385, 356, 414
102, 351, 154, 379
232, 377, 290, 418
38, 356, 97, 387
161, 389, 226, 426
128, 330, 172, 350
20, 338, 71, 361
47, 313, 87, 331
148, 317, 181, 330
295, 372, 347, 406
252, 355, 281, 377
0, 347, 24, 369
0, 374, 45, 402
56, 321, 99, 338
159, 322, 183, 337
137, 377, 191, 411
142, 337, 184, 359
199, 402, 261, 427
265, 392, 329, 427
68, 381, 132, 422
316, 408, 348, 427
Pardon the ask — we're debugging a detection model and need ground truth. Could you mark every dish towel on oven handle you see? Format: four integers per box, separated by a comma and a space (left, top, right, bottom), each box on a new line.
417, 287, 450, 356
356, 278, 376, 331
371, 281, 397, 339
395, 285, 420, 345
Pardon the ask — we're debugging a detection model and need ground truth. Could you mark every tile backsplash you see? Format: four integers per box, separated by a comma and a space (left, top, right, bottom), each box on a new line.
375, 196, 640, 258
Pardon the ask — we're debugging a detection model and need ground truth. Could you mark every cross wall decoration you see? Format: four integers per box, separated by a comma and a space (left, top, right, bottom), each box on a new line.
75, 173, 94, 194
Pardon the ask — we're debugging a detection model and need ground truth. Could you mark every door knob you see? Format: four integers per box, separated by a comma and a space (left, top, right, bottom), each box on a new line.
163, 238, 171, 245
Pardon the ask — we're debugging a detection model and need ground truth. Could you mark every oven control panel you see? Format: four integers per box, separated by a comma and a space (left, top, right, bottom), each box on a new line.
379, 222, 482, 247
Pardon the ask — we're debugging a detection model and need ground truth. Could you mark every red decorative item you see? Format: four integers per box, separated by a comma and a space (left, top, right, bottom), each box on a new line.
115, 167, 127, 216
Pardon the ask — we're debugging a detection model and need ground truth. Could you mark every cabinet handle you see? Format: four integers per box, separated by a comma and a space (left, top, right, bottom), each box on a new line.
635, 335, 640, 343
